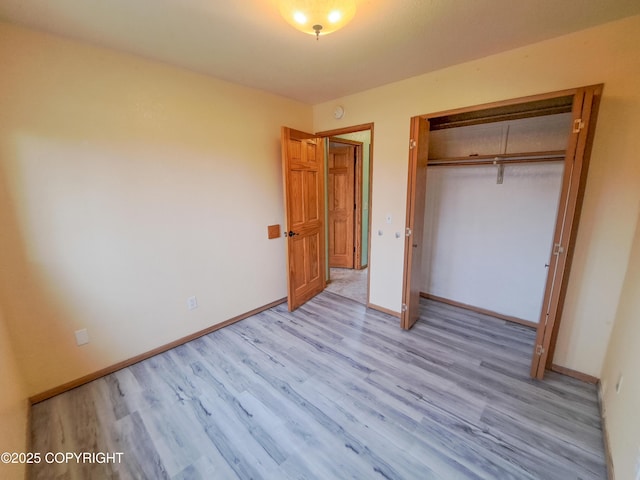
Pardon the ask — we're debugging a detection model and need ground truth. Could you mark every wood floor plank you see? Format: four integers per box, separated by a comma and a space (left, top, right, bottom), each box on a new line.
29, 293, 607, 479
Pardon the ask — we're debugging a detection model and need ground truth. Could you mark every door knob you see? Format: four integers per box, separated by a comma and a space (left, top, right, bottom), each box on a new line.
288, 231, 299, 237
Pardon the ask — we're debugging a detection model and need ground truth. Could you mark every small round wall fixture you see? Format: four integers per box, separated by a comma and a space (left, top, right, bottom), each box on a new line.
279, 0, 357, 40
333, 105, 345, 119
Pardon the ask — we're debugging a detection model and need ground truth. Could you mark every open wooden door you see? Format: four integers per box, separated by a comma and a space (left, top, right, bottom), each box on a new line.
328, 145, 356, 268
281, 127, 326, 311
401, 117, 430, 329
531, 85, 603, 379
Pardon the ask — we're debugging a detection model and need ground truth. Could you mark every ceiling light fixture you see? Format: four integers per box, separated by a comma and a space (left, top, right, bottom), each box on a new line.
279, 0, 357, 40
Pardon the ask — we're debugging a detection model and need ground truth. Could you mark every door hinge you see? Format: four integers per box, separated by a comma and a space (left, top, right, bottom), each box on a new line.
536, 344, 545, 356
405, 227, 412, 237
409, 139, 416, 150
401, 303, 408, 312
553, 243, 565, 256
572, 118, 585, 133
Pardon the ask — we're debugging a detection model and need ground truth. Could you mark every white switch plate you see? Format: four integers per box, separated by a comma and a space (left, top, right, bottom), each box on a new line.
187, 295, 198, 310
75, 329, 89, 346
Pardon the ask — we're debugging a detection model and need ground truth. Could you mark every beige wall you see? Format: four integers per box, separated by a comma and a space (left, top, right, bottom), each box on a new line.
0, 22, 313, 396
0, 306, 29, 480
313, 15, 640, 379
600, 208, 640, 480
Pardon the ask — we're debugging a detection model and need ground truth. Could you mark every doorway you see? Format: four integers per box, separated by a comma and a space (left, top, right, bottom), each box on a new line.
319, 125, 373, 306
402, 86, 602, 379
280, 123, 373, 312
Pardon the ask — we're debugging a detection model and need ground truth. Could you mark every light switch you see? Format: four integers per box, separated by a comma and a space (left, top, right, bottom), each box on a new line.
75, 329, 89, 346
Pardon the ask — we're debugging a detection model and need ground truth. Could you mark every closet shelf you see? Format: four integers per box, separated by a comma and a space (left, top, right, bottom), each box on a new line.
428, 150, 565, 167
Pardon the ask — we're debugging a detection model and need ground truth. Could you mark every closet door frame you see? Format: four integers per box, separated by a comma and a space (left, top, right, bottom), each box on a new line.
531, 85, 602, 378
404, 84, 603, 380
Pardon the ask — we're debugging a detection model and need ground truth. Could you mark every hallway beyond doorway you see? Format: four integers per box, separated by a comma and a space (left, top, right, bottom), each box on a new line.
325, 267, 368, 305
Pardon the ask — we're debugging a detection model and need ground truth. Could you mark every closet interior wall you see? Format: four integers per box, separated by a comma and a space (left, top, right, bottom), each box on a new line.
420, 113, 573, 324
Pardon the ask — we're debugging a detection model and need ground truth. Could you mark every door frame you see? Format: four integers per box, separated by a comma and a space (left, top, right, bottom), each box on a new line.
316, 123, 374, 304
531, 86, 602, 378
402, 85, 603, 379
328, 137, 365, 269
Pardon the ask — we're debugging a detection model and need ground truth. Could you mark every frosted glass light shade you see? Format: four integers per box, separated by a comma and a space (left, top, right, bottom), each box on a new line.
279, 0, 357, 37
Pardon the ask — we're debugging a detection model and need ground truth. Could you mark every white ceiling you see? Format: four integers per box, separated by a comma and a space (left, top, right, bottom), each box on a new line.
1, 0, 639, 104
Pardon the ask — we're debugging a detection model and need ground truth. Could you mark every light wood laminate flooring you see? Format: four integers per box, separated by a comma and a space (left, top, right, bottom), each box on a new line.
29, 293, 607, 479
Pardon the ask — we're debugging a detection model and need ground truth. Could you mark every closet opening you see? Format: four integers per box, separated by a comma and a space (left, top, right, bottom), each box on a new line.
402, 86, 602, 380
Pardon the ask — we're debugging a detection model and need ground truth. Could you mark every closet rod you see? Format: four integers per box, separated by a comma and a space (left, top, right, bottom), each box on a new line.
428, 151, 565, 167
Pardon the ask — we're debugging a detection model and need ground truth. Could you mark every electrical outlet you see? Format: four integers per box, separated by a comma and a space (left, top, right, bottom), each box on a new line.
385, 214, 392, 224
615, 374, 623, 394
75, 329, 89, 346
187, 296, 198, 310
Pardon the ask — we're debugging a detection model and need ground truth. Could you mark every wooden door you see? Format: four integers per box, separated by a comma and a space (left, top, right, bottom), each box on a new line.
328, 145, 355, 268
531, 85, 602, 378
281, 127, 326, 311
401, 117, 430, 329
